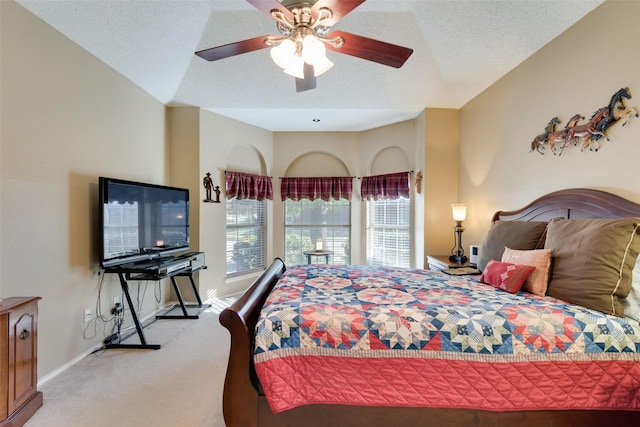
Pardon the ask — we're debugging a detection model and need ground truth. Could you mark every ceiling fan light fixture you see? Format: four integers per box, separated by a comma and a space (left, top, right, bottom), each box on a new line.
283, 54, 305, 79
270, 39, 296, 69
312, 55, 333, 76
302, 35, 325, 63
196, 1, 414, 92
301, 35, 332, 76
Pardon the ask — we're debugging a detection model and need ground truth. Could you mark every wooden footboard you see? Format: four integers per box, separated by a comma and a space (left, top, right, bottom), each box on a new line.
219, 258, 286, 427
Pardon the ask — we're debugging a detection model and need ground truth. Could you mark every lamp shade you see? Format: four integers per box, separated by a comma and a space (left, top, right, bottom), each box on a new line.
451, 204, 467, 222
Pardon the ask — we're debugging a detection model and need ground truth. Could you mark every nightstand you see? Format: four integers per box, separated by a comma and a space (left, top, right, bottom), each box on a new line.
427, 255, 474, 271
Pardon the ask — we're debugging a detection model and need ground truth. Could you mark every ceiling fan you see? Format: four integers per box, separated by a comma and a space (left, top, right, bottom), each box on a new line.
195, 0, 413, 92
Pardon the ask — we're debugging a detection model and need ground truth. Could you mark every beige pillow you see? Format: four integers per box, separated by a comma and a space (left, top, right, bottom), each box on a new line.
477, 221, 548, 272
501, 247, 552, 296
544, 218, 640, 317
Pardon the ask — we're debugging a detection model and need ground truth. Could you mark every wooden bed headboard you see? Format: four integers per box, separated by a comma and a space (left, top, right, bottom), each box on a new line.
492, 188, 640, 222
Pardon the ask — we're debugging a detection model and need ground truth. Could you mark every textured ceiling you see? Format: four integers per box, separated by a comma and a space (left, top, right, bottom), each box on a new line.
16, 0, 604, 131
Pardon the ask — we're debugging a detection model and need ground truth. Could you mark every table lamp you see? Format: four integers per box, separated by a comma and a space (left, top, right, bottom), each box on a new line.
449, 204, 468, 264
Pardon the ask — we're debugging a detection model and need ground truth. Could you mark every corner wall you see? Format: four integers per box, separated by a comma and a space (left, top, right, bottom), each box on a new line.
459, 0, 640, 245
1, 1, 169, 378
423, 109, 460, 256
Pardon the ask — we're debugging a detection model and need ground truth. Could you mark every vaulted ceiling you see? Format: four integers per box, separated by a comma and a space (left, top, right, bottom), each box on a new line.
17, 0, 603, 131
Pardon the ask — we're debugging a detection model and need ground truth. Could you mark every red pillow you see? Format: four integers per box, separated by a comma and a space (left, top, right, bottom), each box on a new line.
479, 260, 535, 294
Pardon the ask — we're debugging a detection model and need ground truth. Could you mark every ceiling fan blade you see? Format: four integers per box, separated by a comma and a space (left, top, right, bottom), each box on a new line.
247, 0, 293, 21
296, 63, 317, 92
195, 35, 271, 61
325, 30, 413, 68
311, 0, 366, 26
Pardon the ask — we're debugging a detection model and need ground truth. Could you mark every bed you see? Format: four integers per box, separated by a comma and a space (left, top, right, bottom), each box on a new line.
219, 188, 640, 427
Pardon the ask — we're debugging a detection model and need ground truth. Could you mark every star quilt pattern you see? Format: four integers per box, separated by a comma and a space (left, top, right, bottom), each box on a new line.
254, 264, 640, 413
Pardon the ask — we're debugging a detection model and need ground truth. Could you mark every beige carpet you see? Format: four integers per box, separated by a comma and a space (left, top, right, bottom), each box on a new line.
25, 297, 236, 427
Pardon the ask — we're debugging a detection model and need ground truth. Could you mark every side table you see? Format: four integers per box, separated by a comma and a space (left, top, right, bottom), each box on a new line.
427, 255, 474, 271
303, 250, 332, 264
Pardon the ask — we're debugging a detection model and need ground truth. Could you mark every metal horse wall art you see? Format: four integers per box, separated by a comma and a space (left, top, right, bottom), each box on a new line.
530, 87, 638, 155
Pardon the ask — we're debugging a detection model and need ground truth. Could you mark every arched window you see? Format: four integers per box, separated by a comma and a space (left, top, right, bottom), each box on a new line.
281, 176, 352, 265
225, 171, 272, 276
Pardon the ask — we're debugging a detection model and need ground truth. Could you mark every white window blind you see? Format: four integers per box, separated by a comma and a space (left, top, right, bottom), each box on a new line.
366, 197, 410, 268
284, 198, 350, 265
226, 198, 266, 276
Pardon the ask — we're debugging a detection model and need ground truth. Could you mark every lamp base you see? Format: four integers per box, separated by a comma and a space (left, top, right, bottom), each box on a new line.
449, 255, 468, 264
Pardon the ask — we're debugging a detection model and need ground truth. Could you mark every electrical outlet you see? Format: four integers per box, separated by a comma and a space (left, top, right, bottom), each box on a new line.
84, 307, 92, 322
113, 296, 120, 306
112, 302, 124, 316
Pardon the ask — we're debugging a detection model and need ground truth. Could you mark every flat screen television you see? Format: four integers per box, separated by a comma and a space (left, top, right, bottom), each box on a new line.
99, 177, 190, 267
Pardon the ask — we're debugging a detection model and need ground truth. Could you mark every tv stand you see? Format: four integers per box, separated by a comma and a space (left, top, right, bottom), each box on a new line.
103, 252, 209, 350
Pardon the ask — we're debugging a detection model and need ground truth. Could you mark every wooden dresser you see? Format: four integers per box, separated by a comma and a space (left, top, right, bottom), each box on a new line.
0, 297, 43, 427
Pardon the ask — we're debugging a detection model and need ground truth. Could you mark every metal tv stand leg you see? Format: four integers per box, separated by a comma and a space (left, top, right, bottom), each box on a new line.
105, 272, 161, 350
155, 272, 210, 320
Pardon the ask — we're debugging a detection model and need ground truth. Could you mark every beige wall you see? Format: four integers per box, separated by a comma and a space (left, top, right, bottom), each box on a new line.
459, 0, 640, 246
423, 109, 460, 256
1, 1, 170, 378
199, 110, 274, 297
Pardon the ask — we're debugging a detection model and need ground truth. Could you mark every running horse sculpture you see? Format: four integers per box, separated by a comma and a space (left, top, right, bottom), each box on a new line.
530, 87, 637, 155
579, 87, 639, 151
530, 116, 561, 154
563, 108, 610, 153
549, 113, 584, 155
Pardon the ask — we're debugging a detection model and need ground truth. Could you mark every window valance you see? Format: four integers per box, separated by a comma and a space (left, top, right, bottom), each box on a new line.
280, 176, 353, 201
360, 171, 410, 201
225, 171, 273, 201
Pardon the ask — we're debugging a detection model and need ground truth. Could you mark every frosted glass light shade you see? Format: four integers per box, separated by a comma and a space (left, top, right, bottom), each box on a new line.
270, 39, 296, 69
283, 55, 305, 78
302, 35, 325, 63
312, 55, 333, 76
272, 35, 333, 78
451, 204, 467, 222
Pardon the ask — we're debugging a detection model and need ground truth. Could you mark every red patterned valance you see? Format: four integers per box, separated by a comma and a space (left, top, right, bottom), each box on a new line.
225, 171, 273, 201
280, 176, 353, 201
361, 172, 410, 201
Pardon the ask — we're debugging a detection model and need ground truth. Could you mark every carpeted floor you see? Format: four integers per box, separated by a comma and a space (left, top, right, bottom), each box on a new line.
25, 297, 235, 427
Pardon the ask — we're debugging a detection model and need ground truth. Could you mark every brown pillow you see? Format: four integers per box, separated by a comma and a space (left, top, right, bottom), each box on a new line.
477, 221, 548, 272
544, 218, 640, 317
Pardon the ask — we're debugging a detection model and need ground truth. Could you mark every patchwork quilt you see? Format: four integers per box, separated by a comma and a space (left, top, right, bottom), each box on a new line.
254, 264, 640, 413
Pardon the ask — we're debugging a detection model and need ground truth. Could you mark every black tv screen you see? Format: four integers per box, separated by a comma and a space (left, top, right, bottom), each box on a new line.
99, 177, 190, 267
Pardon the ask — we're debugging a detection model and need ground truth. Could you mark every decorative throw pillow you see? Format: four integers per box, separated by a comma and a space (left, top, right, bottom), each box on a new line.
477, 221, 548, 272
501, 247, 552, 296
480, 260, 535, 294
544, 218, 640, 317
